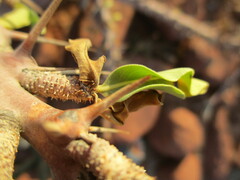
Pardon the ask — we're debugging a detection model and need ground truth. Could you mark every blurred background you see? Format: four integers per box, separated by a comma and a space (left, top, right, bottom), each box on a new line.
1, 0, 240, 179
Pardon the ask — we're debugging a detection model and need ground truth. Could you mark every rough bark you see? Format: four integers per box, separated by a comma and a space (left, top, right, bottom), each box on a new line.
68, 133, 155, 180
0, 110, 20, 180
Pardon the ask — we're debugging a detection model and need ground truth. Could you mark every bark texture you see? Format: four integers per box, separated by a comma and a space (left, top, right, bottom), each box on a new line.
0, 110, 20, 180
68, 133, 155, 180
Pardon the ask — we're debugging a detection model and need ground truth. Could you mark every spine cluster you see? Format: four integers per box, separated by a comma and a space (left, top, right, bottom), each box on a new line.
20, 69, 95, 103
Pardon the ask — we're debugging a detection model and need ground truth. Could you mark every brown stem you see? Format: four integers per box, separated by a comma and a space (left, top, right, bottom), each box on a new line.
67, 133, 155, 180
0, 110, 20, 180
15, 0, 63, 57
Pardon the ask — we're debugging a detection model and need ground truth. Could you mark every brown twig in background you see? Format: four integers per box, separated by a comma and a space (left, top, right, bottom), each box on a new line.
5, 29, 68, 46
1, 28, 99, 53
2, 0, 16, 7
119, 0, 218, 40
21, 0, 44, 14
119, 0, 240, 49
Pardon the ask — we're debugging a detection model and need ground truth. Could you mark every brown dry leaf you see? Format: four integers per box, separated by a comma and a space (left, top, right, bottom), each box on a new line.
65, 39, 106, 86
104, 90, 162, 124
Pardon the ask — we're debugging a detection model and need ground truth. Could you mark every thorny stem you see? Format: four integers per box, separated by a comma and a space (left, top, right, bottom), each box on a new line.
0, 0, 155, 178
39, 76, 150, 141
14, 0, 63, 56
67, 133, 155, 180
0, 110, 20, 180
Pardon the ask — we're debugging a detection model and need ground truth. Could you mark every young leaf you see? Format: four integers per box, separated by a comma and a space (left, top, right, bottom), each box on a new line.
156, 67, 209, 96
98, 64, 209, 101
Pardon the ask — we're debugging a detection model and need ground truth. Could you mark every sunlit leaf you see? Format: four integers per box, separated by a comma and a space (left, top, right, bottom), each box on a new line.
98, 64, 209, 102
0, 3, 39, 30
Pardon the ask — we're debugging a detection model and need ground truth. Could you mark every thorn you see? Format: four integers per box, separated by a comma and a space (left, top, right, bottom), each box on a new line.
83, 76, 151, 121
15, 0, 63, 57
88, 126, 129, 134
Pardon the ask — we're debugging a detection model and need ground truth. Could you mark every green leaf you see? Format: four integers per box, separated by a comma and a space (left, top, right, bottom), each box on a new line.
97, 64, 209, 101
0, 3, 39, 30
189, 78, 209, 96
